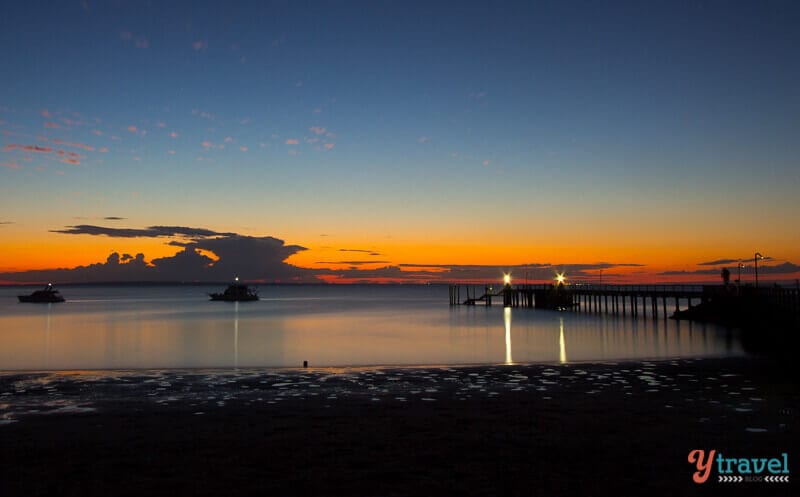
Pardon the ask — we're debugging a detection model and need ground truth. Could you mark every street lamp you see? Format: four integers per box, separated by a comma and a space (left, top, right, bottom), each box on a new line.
754, 252, 764, 288
503, 273, 511, 287
737, 261, 744, 287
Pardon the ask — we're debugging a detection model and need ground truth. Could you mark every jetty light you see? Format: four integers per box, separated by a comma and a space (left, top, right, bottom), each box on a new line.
235, 276, 239, 282
503, 273, 511, 286
556, 272, 566, 285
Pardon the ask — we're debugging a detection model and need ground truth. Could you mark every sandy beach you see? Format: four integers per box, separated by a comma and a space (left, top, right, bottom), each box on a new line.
1, 357, 797, 496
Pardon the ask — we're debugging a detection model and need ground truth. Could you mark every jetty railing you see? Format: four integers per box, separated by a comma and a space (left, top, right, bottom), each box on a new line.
448, 283, 800, 320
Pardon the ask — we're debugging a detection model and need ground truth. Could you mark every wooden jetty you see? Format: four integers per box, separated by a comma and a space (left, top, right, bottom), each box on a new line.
448, 283, 800, 320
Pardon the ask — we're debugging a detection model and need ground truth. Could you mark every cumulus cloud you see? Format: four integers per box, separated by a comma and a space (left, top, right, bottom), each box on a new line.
1, 229, 314, 283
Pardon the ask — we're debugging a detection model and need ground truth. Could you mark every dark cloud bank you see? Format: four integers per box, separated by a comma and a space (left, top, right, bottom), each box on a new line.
1, 226, 315, 284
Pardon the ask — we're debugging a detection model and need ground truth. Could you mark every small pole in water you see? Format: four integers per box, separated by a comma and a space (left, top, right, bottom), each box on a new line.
303, 360, 308, 368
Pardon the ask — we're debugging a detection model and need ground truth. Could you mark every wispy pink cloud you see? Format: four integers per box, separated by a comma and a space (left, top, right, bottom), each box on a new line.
224, 136, 234, 143
483, 160, 491, 166
2, 161, 20, 169
41, 109, 51, 118
192, 40, 207, 51
53, 139, 95, 151
285, 139, 299, 145
309, 126, 327, 135
44, 122, 60, 129
324, 143, 335, 150
134, 37, 149, 49
418, 136, 429, 144
3, 144, 54, 153
202, 140, 214, 149
127, 125, 138, 133
240, 146, 248, 152
120, 31, 133, 41
156, 122, 166, 128
61, 158, 80, 165
168, 150, 176, 155
99, 147, 109, 153
169, 131, 178, 138
92, 129, 103, 136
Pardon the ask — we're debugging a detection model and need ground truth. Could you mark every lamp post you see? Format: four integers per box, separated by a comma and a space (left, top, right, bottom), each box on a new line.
754, 252, 764, 288
737, 261, 744, 288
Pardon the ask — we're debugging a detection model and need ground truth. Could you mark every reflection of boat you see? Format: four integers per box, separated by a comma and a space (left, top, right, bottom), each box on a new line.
209, 280, 259, 302
18, 284, 66, 303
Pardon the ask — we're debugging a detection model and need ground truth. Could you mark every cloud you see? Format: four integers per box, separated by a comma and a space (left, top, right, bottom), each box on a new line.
224, 136, 234, 143
103, 217, 126, 220
285, 139, 299, 145
50, 224, 233, 239
192, 40, 207, 51
2, 161, 21, 169
3, 144, 54, 153
240, 146, 248, 152
41, 109, 51, 118
191, 109, 214, 120
697, 259, 740, 266
324, 143, 335, 150
418, 136, 429, 144
0, 232, 314, 284
483, 160, 491, 166
169, 131, 178, 138
120, 31, 133, 41
309, 126, 327, 135
0, 221, 14, 225
127, 125, 138, 133
92, 129, 103, 136
99, 147, 109, 153
44, 122, 60, 129
52, 139, 95, 151
60, 158, 80, 165
202, 140, 214, 149
659, 262, 799, 276
134, 37, 149, 49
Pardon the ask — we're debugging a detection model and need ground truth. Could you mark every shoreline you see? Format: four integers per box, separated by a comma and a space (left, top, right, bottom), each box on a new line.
2, 356, 797, 496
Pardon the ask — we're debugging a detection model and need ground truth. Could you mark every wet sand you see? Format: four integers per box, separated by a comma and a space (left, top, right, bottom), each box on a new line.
1, 357, 797, 496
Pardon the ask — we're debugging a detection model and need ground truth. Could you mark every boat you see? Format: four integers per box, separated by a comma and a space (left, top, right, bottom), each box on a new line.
209, 279, 259, 302
18, 284, 66, 303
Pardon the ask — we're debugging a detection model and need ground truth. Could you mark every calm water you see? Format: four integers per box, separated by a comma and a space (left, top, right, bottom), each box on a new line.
0, 285, 743, 370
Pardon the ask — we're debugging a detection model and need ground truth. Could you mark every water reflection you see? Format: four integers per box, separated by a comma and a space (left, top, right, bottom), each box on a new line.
504, 307, 512, 365
233, 301, 239, 369
0, 285, 744, 369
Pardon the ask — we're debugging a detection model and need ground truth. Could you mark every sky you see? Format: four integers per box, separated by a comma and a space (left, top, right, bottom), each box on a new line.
1, 0, 799, 284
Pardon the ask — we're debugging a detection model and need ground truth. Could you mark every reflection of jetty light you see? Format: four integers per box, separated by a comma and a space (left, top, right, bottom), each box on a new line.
504, 307, 513, 365
559, 317, 567, 364
234, 301, 239, 369
503, 273, 511, 286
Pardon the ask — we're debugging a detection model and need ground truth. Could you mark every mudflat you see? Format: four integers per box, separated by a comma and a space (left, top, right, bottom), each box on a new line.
1, 357, 797, 496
